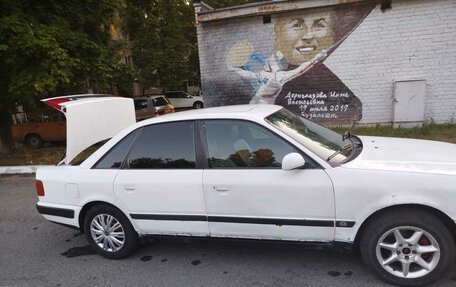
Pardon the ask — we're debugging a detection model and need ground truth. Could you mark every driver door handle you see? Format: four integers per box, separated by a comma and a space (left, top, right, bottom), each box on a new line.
214, 186, 229, 192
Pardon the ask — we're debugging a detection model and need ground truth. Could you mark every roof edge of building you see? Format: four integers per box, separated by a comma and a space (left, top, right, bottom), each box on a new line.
194, 0, 377, 23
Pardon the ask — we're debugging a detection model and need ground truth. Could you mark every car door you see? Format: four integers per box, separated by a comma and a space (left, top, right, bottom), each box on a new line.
113, 121, 209, 236
167, 92, 188, 109
201, 120, 335, 241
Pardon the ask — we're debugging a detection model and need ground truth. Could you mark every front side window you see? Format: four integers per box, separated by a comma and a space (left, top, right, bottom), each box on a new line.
127, 121, 196, 169
204, 120, 297, 168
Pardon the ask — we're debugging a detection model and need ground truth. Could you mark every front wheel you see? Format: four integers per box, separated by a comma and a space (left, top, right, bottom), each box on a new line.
83, 205, 139, 259
360, 209, 455, 286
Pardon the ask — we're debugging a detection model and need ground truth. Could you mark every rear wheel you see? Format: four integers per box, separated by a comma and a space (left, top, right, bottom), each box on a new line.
360, 209, 455, 286
25, 134, 43, 149
193, 101, 204, 109
83, 205, 139, 259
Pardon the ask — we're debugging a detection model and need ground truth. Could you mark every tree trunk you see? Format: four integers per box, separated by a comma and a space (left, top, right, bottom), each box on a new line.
0, 109, 13, 155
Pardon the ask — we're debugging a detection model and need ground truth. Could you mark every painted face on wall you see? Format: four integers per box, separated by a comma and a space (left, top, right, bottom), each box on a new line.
274, 10, 334, 66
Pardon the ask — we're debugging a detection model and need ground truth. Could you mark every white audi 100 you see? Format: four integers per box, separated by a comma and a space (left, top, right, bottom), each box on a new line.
36, 95, 456, 286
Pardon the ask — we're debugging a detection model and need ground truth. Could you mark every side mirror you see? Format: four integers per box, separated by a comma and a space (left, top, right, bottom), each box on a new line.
282, 153, 305, 171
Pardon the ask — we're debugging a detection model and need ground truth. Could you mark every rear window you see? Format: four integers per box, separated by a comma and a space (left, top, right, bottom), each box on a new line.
152, 97, 170, 107
134, 99, 148, 110
70, 139, 109, 166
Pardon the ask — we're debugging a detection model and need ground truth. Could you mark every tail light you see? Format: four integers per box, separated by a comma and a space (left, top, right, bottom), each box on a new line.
36, 180, 45, 196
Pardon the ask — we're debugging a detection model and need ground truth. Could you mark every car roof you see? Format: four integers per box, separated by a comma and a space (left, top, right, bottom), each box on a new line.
137, 104, 282, 125
134, 95, 166, 100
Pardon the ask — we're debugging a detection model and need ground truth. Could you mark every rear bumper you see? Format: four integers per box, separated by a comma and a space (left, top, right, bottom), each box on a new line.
36, 202, 81, 228
36, 204, 74, 218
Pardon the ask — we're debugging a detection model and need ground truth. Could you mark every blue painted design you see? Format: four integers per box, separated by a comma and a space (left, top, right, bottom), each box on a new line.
242, 51, 267, 91
250, 52, 267, 66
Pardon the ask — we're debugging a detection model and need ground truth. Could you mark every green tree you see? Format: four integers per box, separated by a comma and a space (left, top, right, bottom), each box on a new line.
203, 0, 259, 9
0, 0, 135, 151
124, 0, 197, 91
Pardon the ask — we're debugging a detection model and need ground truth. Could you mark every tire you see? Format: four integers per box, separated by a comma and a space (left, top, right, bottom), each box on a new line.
360, 208, 455, 286
83, 205, 139, 259
193, 101, 204, 109
25, 134, 43, 149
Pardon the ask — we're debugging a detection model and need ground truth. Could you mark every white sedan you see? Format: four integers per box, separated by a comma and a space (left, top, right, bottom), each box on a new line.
36, 96, 456, 286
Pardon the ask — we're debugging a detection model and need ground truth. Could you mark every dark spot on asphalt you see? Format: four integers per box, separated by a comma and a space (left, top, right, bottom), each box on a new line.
161, 258, 167, 262
61, 245, 96, 258
202, 253, 206, 257
65, 239, 72, 242
33, 227, 38, 230
451, 277, 456, 281
223, 271, 228, 274
140, 256, 153, 262
56, 284, 61, 286
73, 232, 83, 237
191, 260, 201, 266
344, 271, 353, 276
217, 252, 222, 256
328, 271, 341, 277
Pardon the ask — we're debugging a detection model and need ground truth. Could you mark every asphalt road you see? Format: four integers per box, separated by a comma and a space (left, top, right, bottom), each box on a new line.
1, 175, 455, 287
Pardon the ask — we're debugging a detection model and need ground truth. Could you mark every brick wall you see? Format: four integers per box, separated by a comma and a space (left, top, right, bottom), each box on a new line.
196, 0, 456, 124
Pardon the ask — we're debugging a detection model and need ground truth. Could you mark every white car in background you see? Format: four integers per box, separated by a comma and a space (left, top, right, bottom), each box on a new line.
35, 98, 456, 286
164, 91, 204, 109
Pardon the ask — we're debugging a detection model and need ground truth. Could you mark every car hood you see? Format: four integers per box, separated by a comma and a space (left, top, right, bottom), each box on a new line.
42, 95, 135, 165
342, 136, 456, 175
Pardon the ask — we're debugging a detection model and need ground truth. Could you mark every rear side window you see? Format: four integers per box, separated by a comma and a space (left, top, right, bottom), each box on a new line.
165, 92, 178, 98
94, 130, 139, 169
152, 97, 169, 107
127, 121, 196, 169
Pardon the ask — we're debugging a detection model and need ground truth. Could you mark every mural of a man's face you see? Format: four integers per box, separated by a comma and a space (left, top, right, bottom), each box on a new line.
274, 10, 334, 65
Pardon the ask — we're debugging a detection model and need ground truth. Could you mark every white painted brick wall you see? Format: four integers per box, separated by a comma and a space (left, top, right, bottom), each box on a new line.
197, 0, 456, 124
325, 0, 456, 124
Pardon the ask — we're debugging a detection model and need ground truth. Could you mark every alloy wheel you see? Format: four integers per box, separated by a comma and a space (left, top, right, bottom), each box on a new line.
90, 214, 125, 252
376, 226, 440, 279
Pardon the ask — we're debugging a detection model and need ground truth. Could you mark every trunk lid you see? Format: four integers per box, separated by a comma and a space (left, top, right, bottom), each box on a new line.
42, 94, 135, 165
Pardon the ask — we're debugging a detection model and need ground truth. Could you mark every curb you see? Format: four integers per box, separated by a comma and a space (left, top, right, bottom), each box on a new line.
0, 166, 54, 175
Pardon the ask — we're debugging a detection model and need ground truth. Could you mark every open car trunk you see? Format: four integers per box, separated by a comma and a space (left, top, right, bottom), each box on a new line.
42, 94, 135, 165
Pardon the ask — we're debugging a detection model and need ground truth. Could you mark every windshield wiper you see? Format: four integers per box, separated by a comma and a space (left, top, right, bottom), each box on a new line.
342, 131, 352, 141
327, 141, 353, 162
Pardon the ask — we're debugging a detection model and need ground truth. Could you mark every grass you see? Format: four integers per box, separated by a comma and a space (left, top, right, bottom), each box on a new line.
332, 124, 456, 144
0, 144, 65, 166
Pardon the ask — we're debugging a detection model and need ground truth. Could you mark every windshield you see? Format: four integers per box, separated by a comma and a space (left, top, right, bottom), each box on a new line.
265, 108, 352, 165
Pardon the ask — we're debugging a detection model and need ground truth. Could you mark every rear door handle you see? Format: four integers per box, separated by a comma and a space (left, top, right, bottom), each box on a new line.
125, 185, 135, 191
214, 186, 229, 192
